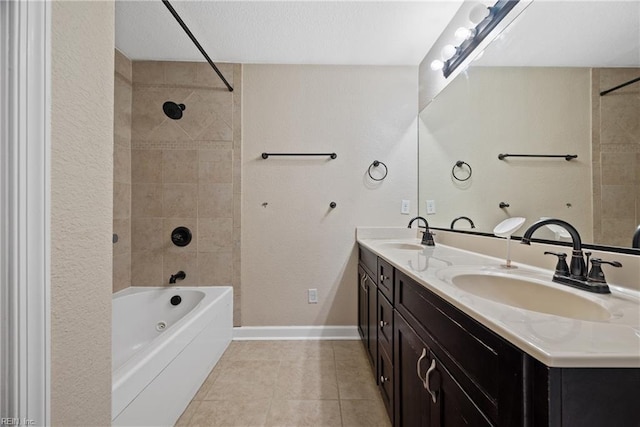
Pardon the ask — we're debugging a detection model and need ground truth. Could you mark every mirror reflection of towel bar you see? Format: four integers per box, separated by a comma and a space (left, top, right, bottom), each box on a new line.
498, 153, 577, 161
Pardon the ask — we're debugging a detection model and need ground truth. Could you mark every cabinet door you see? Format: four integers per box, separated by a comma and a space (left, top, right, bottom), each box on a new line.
367, 276, 378, 375
428, 355, 493, 427
357, 265, 367, 341
393, 313, 431, 427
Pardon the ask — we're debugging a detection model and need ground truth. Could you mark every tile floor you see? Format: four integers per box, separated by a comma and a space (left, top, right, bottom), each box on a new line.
175, 340, 391, 427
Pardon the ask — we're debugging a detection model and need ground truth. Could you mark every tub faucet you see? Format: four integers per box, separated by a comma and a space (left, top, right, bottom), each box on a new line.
521, 218, 619, 294
408, 216, 435, 246
450, 216, 476, 230
169, 271, 186, 284
633, 225, 640, 249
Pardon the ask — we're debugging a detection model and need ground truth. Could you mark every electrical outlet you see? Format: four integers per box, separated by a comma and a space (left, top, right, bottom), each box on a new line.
426, 200, 436, 215
308, 288, 318, 304
401, 199, 410, 214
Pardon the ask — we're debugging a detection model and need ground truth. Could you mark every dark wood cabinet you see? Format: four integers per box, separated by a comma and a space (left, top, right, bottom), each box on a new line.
360, 244, 640, 427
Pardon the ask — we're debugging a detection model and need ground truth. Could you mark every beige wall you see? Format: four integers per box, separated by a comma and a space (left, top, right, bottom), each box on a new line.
592, 68, 640, 247
51, 1, 113, 425
113, 49, 132, 292
242, 65, 417, 326
418, 67, 593, 241
129, 61, 243, 323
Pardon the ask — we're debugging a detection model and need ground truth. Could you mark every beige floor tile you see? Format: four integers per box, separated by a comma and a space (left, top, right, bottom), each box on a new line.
266, 400, 342, 427
279, 341, 335, 361
205, 360, 280, 401
337, 369, 380, 400
174, 400, 200, 426
189, 399, 270, 427
332, 340, 367, 360
231, 341, 287, 360
341, 399, 391, 427
193, 364, 224, 401
274, 360, 338, 400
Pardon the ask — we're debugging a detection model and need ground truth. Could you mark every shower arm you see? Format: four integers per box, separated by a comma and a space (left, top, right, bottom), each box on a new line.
161, 0, 234, 92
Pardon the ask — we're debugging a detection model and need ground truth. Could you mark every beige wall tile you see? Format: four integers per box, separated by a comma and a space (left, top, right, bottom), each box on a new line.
178, 91, 232, 141
163, 252, 198, 286
113, 143, 131, 184
131, 183, 163, 217
198, 217, 232, 252
132, 218, 163, 253
115, 49, 132, 83
113, 218, 131, 255
131, 250, 163, 286
131, 149, 162, 183
131, 87, 175, 141
198, 184, 233, 218
112, 253, 131, 293
602, 184, 636, 219
199, 149, 233, 183
162, 149, 198, 183
601, 151, 637, 185
194, 62, 234, 89
163, 183, 197, 218
147, 117, 193, 142
164, 61, 197, 86
114, 77, 132, 141
132, 61, 165, 85
163, 218, 198, 253
113, 183, 131, 220
198, 251, 232, 285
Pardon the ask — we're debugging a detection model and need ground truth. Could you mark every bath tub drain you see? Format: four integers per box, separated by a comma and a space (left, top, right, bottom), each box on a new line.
156, 321, 167, 332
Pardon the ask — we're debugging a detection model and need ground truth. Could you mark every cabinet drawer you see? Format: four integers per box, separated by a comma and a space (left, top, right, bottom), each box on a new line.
359, 245, 377, 278
377, 258, 394, 303
395, 270, 524, 425
378, 292, 393, 360
378, 345, 394, 423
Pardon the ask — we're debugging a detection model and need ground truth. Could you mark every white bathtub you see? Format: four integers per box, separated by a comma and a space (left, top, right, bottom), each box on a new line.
112, 286, 232, 426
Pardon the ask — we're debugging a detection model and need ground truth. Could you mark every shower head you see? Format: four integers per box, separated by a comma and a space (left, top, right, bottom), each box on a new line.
162, 101, 185, 120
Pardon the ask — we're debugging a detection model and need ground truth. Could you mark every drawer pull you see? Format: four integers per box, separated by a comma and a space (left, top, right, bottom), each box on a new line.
380, 320, 388, 328
425, 358, 438, 403
416, 348, 427, 384
360, 275, 367, 290
380, 375, 389, 383
380, 274, 386, 282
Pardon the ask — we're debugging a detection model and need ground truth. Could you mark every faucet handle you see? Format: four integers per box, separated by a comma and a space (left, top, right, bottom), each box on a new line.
544, 251, 570, 276
587, 258, 622, 284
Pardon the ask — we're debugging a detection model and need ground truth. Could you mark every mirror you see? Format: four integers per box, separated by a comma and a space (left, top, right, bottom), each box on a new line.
418, 1, 640, 250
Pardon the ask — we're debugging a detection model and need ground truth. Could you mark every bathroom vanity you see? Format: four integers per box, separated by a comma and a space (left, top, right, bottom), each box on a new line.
357, 232, 640, 427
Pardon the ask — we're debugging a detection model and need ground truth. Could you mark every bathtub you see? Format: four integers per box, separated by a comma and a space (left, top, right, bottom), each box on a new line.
112, 286, 232, 426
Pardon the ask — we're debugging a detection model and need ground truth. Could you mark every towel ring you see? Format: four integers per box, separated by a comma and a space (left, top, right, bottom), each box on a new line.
452, 160, 472, 182
368, 160, 388, 181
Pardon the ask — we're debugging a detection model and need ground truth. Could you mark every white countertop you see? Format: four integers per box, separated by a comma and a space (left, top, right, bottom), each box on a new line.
357, 231, 640, 368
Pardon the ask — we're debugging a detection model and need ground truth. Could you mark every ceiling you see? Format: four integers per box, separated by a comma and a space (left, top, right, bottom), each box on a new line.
115, 1, 464, 66
476, 1, 640, 67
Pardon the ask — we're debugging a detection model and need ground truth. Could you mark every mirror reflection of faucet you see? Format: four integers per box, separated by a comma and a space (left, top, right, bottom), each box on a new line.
450, 216, 476, 230
493, 217, 526, 269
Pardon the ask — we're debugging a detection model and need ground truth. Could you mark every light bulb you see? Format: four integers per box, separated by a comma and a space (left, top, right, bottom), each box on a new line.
441, 44, 457, 61
469, 3, 490, 25
430, 60, 444, 71
454, 27, 473, 43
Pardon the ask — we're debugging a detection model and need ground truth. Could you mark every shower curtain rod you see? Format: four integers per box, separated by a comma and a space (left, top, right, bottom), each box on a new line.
599, 76, 640, 96
161, 0, 234, 92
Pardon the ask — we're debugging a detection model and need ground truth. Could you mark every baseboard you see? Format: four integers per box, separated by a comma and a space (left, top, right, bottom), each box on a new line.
233, 326, 360, 341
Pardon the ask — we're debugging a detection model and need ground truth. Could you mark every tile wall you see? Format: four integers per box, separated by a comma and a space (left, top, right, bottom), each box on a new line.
592, 68, 640, 247
113, 49, 132, 292
130, 60, 242, 324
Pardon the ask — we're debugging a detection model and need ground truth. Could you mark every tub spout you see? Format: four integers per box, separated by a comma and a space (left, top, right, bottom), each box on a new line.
169, 271, 186, 284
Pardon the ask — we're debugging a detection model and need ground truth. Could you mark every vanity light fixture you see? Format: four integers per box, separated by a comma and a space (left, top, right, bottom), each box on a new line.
442, 0, 520, 78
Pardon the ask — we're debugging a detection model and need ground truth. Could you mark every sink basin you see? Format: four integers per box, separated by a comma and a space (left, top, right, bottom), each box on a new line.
451, 274, 612, 322
377, 242, 424, 251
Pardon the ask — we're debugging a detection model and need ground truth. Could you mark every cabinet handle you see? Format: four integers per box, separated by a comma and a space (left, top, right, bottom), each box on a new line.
380, 375, 389, 383
380, 274, 385, 282
416, 348, 427, 384
425, 358, 438, 403
380, 320, 388, 328
360, 275, 367, 291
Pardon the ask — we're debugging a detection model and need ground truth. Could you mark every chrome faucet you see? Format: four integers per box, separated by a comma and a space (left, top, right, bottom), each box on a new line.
169, 271, 186, 284
521, 218, 620, 294
450, 216, 476, 230
633, 225, 640, 249
408, 216, 435, 246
